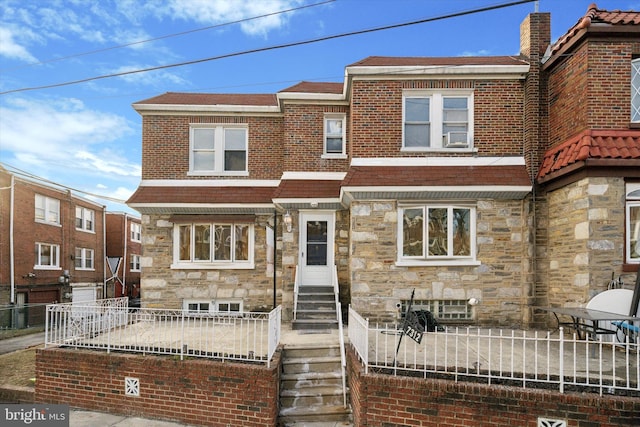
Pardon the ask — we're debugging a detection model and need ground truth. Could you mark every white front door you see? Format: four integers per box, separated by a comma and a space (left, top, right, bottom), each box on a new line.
299, 211, 335, 286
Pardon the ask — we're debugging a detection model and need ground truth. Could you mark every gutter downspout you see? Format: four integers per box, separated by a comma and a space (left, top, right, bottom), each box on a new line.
9, 175, 15, 304
273, 210, 277, 309
123, 215, 128, 296
103, 207, 107, 298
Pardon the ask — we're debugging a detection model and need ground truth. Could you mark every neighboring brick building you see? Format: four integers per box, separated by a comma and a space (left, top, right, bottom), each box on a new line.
0, 167, 106, 327
128, 4, 640, 327
105, 212, 142, 301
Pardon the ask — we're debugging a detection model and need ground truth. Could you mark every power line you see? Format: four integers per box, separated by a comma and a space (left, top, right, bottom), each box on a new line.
1, 162, 128, 204
0, 0, 336, 73
0, 0, 536, 96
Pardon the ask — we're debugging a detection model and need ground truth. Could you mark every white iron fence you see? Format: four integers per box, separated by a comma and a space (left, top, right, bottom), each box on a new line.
45, 298, 282, 367
348, 306, 640, 396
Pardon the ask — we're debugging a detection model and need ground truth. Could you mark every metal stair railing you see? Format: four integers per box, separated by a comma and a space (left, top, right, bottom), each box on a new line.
332, 265, 347, 407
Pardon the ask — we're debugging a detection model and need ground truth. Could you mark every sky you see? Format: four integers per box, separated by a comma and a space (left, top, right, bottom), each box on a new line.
0, 0, 637, 216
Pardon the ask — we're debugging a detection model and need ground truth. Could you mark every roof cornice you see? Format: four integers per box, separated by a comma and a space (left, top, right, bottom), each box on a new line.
345, 64, 529, 80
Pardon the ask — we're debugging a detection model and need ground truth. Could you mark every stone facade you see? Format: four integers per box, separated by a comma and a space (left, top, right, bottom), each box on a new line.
349, 199, 531, 326
545, 177, 627, 307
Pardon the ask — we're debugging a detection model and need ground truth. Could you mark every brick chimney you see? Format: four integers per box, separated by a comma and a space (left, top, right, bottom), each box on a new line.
520, 11, 550, 181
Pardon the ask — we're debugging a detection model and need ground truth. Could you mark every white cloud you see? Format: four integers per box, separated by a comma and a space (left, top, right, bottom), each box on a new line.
110, 64, 189, 87
0, 26, 38, 62
0, 97, 139, 178
460, 49, 491, 57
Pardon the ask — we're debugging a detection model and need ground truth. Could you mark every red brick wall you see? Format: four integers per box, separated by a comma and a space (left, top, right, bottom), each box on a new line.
347, 347, 640, 427
140, 115, 283, 180
282, 103, 350, 172
349, 79, 525, 158
547, 39, 640, 147
36, 348, 280, 427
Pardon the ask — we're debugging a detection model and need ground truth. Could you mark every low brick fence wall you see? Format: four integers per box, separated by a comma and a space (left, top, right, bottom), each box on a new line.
36, 347, 280, 427
346, 347, 640, 427
0, 386, 34, 403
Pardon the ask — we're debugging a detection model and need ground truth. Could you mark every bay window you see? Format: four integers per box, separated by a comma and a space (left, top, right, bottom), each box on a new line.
399, 205, 476, 264
174, 222, 253, 268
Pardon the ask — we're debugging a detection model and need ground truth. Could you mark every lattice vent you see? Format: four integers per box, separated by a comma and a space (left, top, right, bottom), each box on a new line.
125, 377, 140, 396
538, 418, 567, 427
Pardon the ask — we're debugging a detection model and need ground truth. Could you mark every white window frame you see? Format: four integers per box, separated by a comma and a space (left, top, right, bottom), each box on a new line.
397, 204, 478, 266
214, 300, 243, 314
130, 254, 141, 272
75, 207, 95, 232
35, 242, 60, 269
172, 222, 255, 269
75, 247, 95, 270
183, 300, 212, 314
130, 223, 141, 242
632, 58, 640, 123
189, 124, 249, 176
35, 195, 60, 225
322, 113, 347, 158
402, 89, 474, 152
626, 183, 640, 264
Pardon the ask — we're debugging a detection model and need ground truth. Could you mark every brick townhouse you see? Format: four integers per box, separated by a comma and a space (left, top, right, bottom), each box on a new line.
105, 212, 142, 301
0, 167, 106, 327
127, 4, 640, 327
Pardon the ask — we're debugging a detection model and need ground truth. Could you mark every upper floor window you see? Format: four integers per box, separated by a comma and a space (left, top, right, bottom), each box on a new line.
403, 90, 473, 151
75, 247, 95, 270
130, 254, 141, 272
398, 204, 476, 265
35, 195, 60, 225
323, 114, 346, 158
626, 183, 640, 264
130, 223, 141, 242
190, 125, 248, 175
632, 58, 640, 123
173, 222, 254, 269
75, 207, 95, 232
35, 242, 59, 269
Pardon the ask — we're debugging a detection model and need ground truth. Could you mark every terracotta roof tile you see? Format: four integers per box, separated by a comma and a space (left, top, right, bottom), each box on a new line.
342, 165, 531, 187
537, 129, 640, 180
127, 185, 276, 205
273, 179, 342, 199
279, 81, 344, 94
348, 55, 528, 67
548, 4, 640, 58
134, 92, 278, 106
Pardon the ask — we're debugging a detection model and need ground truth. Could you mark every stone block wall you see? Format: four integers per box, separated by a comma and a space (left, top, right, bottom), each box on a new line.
546, 177, 627, 307
348, 199, 531, 327
140, 213, 278, 312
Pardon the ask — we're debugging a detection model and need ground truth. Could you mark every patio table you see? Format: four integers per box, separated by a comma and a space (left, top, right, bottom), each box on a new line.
538, 306, 640, 341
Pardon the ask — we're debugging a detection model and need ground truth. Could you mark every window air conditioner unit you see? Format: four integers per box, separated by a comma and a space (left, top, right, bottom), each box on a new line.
444, 131, 469, 148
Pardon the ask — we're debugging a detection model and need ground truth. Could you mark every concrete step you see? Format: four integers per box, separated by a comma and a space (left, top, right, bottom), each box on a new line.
280, 385, 346, 407
296, 309, 337, 320
296, 300, 335, 310
297, 293, 335, 303
291, 319, 338, 330
282, 344, 341, 358
279, 404, 352, 424
280, 422, 352, 427
282, 356, 342, 375
297, 285, 334, 294
281, 371, 343, 389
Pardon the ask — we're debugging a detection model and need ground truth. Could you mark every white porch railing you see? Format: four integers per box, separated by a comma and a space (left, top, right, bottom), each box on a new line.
348, 307, 640, 396
293, 266, 300, 320
45, 301, 282, 367
332, 266, 347, 408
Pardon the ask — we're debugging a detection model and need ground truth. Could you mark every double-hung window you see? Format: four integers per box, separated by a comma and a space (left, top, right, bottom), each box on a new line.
190, 125, 248, 175
35, 195, 60, 225
35, 242, 59, 269
75, 207, 95, 232
403, 90, 473, 150
632, 57, 640, 123
626, 183, 640, 264
130, 254, 141, 272
323, 114, 346, 157
174, 222, 254, 268
398, 205, 476, 265
75, 248, 94, 270
130, 223, 141, 242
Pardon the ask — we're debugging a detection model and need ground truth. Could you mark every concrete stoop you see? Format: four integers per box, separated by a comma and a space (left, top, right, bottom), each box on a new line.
292, 285, 338, 331
278, 343, 352, 426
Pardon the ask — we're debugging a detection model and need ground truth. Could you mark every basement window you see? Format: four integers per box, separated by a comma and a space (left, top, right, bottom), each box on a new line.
400, 299, 472, 322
